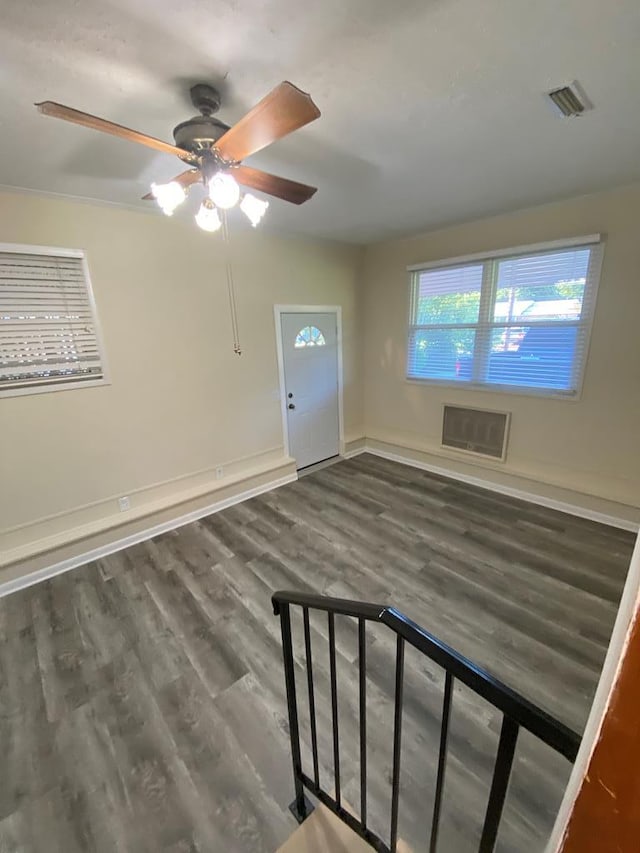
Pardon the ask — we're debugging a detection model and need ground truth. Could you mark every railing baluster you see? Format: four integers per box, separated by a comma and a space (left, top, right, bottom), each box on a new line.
390, 635, 405, 852
279, 603, 311, 822
303, 607, 320, 788
328, 611, 341, 808
272, 590, 579, 853
478, 716, 520, 853
429, 671, 453, 853
359, 617, 367, 830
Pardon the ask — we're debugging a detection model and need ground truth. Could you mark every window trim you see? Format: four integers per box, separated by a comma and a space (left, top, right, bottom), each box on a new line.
0, 241, 110, 398
407, 234, 602, 272
405, 234, 604, 400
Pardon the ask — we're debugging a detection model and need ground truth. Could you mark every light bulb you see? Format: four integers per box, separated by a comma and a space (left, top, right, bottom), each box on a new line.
195, 199, 222, 233
150, 181, 186, 216
208, 172, 240, 209
240, 193, 269, 227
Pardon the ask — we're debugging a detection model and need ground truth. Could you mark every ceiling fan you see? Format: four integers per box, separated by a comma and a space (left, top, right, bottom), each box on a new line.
35, 81, 320, 232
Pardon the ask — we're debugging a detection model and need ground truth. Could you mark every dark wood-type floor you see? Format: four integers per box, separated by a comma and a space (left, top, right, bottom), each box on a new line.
0, 454, 635, 853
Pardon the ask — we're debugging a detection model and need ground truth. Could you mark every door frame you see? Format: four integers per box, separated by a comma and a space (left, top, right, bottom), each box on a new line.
273, 304, 345, 462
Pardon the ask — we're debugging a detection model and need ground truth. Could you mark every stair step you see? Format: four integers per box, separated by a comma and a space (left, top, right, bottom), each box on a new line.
277, 802, 411, 853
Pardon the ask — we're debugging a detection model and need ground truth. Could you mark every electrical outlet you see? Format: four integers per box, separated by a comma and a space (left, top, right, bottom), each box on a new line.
215, 466, 224, 480
118, 496, 130, 512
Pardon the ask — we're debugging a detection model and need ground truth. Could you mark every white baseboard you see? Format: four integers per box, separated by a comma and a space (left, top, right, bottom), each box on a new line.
363, 444, 638, 532
0, 471, 297, 599
342, 447, 367, 460
4, 441, 635, 600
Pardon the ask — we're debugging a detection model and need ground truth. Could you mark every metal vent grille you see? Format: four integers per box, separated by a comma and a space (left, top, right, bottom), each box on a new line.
547, 82, 591, 117
442, 405, 510, 460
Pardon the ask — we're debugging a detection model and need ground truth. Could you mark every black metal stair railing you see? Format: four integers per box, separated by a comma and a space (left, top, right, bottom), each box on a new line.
272, 590, 581, 853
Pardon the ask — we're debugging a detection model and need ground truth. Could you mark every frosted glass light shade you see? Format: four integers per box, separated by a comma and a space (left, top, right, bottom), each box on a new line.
150, 181, 186, 215
195, 199, 222, 232
240, 193, 269, 227
209, 172, 240, 209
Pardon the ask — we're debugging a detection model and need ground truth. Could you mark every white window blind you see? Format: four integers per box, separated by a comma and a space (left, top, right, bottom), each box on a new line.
407, 238, 603, 397
0, 246, 105, 395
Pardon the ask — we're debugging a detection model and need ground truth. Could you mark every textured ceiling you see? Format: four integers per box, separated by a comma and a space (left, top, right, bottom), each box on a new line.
1, 0, 640, 243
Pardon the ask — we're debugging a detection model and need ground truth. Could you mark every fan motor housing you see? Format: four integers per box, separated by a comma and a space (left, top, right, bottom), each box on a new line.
173, 116, 230, 153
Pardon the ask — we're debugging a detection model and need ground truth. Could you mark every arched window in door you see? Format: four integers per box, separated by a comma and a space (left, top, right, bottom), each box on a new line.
294, 325, 326, 348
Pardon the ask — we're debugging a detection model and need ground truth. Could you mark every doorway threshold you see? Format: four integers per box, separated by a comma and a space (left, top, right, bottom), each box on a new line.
297, 455, 341, 478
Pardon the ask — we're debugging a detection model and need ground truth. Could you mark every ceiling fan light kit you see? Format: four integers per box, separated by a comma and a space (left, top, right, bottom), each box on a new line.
150, 180, 187, 216
208, 171, 241, 210
240, 193, 269, 227
151, 171, 269, 230
195, 197, 222, 232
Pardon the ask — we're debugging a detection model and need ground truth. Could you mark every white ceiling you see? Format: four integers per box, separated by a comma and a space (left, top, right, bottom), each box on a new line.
1, 0, 640, 243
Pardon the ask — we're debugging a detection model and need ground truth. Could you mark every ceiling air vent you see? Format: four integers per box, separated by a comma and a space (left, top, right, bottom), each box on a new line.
547, 82, 592, 117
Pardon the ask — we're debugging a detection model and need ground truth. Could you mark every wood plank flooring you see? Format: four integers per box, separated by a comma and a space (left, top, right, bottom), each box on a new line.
0, 454, 634, 852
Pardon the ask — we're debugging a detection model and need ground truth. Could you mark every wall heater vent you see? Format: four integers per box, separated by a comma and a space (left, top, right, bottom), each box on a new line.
442, 405, 510, 461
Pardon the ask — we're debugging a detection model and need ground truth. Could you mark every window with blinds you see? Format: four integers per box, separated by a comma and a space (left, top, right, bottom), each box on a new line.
0, 245, 106, 396
407, 237, 603, 397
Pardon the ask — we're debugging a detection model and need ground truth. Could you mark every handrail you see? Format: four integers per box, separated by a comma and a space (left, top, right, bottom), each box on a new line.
273, 590, 385, 620
384, 607, 580, 760
272, 590, 580, 760
272, 589, 582, 853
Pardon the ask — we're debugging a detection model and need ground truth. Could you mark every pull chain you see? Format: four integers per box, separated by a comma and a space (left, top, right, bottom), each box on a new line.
221, 210, 242, 355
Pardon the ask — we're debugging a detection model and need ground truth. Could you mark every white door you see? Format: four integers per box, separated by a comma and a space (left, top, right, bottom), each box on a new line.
281, 312, 340, 470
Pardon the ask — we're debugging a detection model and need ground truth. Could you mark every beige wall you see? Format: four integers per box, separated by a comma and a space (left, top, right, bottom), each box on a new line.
4, 180, 640, 577
0, 190, 364, 570
362, 183, 640, 518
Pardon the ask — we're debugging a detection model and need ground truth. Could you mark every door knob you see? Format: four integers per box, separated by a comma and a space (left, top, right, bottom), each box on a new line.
288, 403, 295, 410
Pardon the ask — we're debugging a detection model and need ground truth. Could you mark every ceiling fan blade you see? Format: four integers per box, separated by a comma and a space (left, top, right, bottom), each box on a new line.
141, 169, 202, 200
234, 165, 317, 205
35, 101, 194, 162
215, 82, 320, 163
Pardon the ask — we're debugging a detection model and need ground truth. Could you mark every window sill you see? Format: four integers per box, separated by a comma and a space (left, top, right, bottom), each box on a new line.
404, 375, 581, 401
0, 377, 111, 399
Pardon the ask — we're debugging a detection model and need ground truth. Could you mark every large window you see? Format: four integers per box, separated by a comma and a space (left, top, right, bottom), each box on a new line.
0, 244, 107, 397
407, 237, 603, 397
